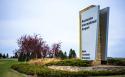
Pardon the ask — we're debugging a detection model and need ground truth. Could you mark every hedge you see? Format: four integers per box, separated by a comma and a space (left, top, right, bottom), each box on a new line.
107, 58, 125, 66
11, 63, 125, 77
45, 59, 92, 67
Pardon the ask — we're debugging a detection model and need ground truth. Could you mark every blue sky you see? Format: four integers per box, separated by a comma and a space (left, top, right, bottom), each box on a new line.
0, 0, 125, 57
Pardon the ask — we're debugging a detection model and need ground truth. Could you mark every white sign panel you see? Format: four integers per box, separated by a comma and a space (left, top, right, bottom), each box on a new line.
80, 6, 99, 60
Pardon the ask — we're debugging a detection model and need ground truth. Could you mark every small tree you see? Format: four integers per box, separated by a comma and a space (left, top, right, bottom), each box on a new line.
42, 44, 50, 58
17, 34, 47, 61
2, 53, 6, 58
69, 49, 76, 58
57, 50, 67, 59
0, 53, 2, 58
64, 51, 67, 59
18, 52, 26, 61
14, 51, 19, 58
51, 42, 61, 58
6, 53, 9, 58
58, 50, 64, 58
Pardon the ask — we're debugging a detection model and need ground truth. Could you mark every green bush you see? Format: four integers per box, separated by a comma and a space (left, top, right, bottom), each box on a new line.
11, 63, 125, 77
11, 63, 35, 75
46, 59, 92, 67
108, 58, 125, 66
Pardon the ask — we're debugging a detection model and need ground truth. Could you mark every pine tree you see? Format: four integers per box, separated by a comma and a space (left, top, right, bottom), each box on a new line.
58, 50, 64, 58
2, 54, 6, 58
69, 49, 76, 58
6, 53, 9, 58
64, 51, 67, 59
0, 53, 2, 58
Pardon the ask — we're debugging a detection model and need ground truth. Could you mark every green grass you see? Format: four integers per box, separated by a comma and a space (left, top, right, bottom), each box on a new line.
0, 59, 26, 77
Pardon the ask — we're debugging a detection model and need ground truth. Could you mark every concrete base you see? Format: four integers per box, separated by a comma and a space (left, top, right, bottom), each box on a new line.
92, 60, 101, 66
92, 60, 107, 66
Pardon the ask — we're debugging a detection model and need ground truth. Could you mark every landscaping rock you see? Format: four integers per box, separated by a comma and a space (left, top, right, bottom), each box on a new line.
48, 65, 125, 72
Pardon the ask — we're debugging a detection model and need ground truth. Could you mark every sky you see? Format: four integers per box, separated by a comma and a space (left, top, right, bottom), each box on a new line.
0, 0, 125, 58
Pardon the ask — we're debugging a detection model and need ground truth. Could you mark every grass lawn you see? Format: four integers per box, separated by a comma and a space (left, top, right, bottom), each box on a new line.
0, 59, 26, 77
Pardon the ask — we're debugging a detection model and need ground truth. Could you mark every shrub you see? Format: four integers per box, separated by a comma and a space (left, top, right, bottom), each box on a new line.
107, 58, 125, 66
28, 58, 61, 65
46, 59, 91, 67
11, 63, 35, 75
11, 63, 125, 77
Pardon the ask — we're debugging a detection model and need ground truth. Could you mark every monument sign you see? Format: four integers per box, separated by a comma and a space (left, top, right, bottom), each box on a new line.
79, 5, 109, 64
